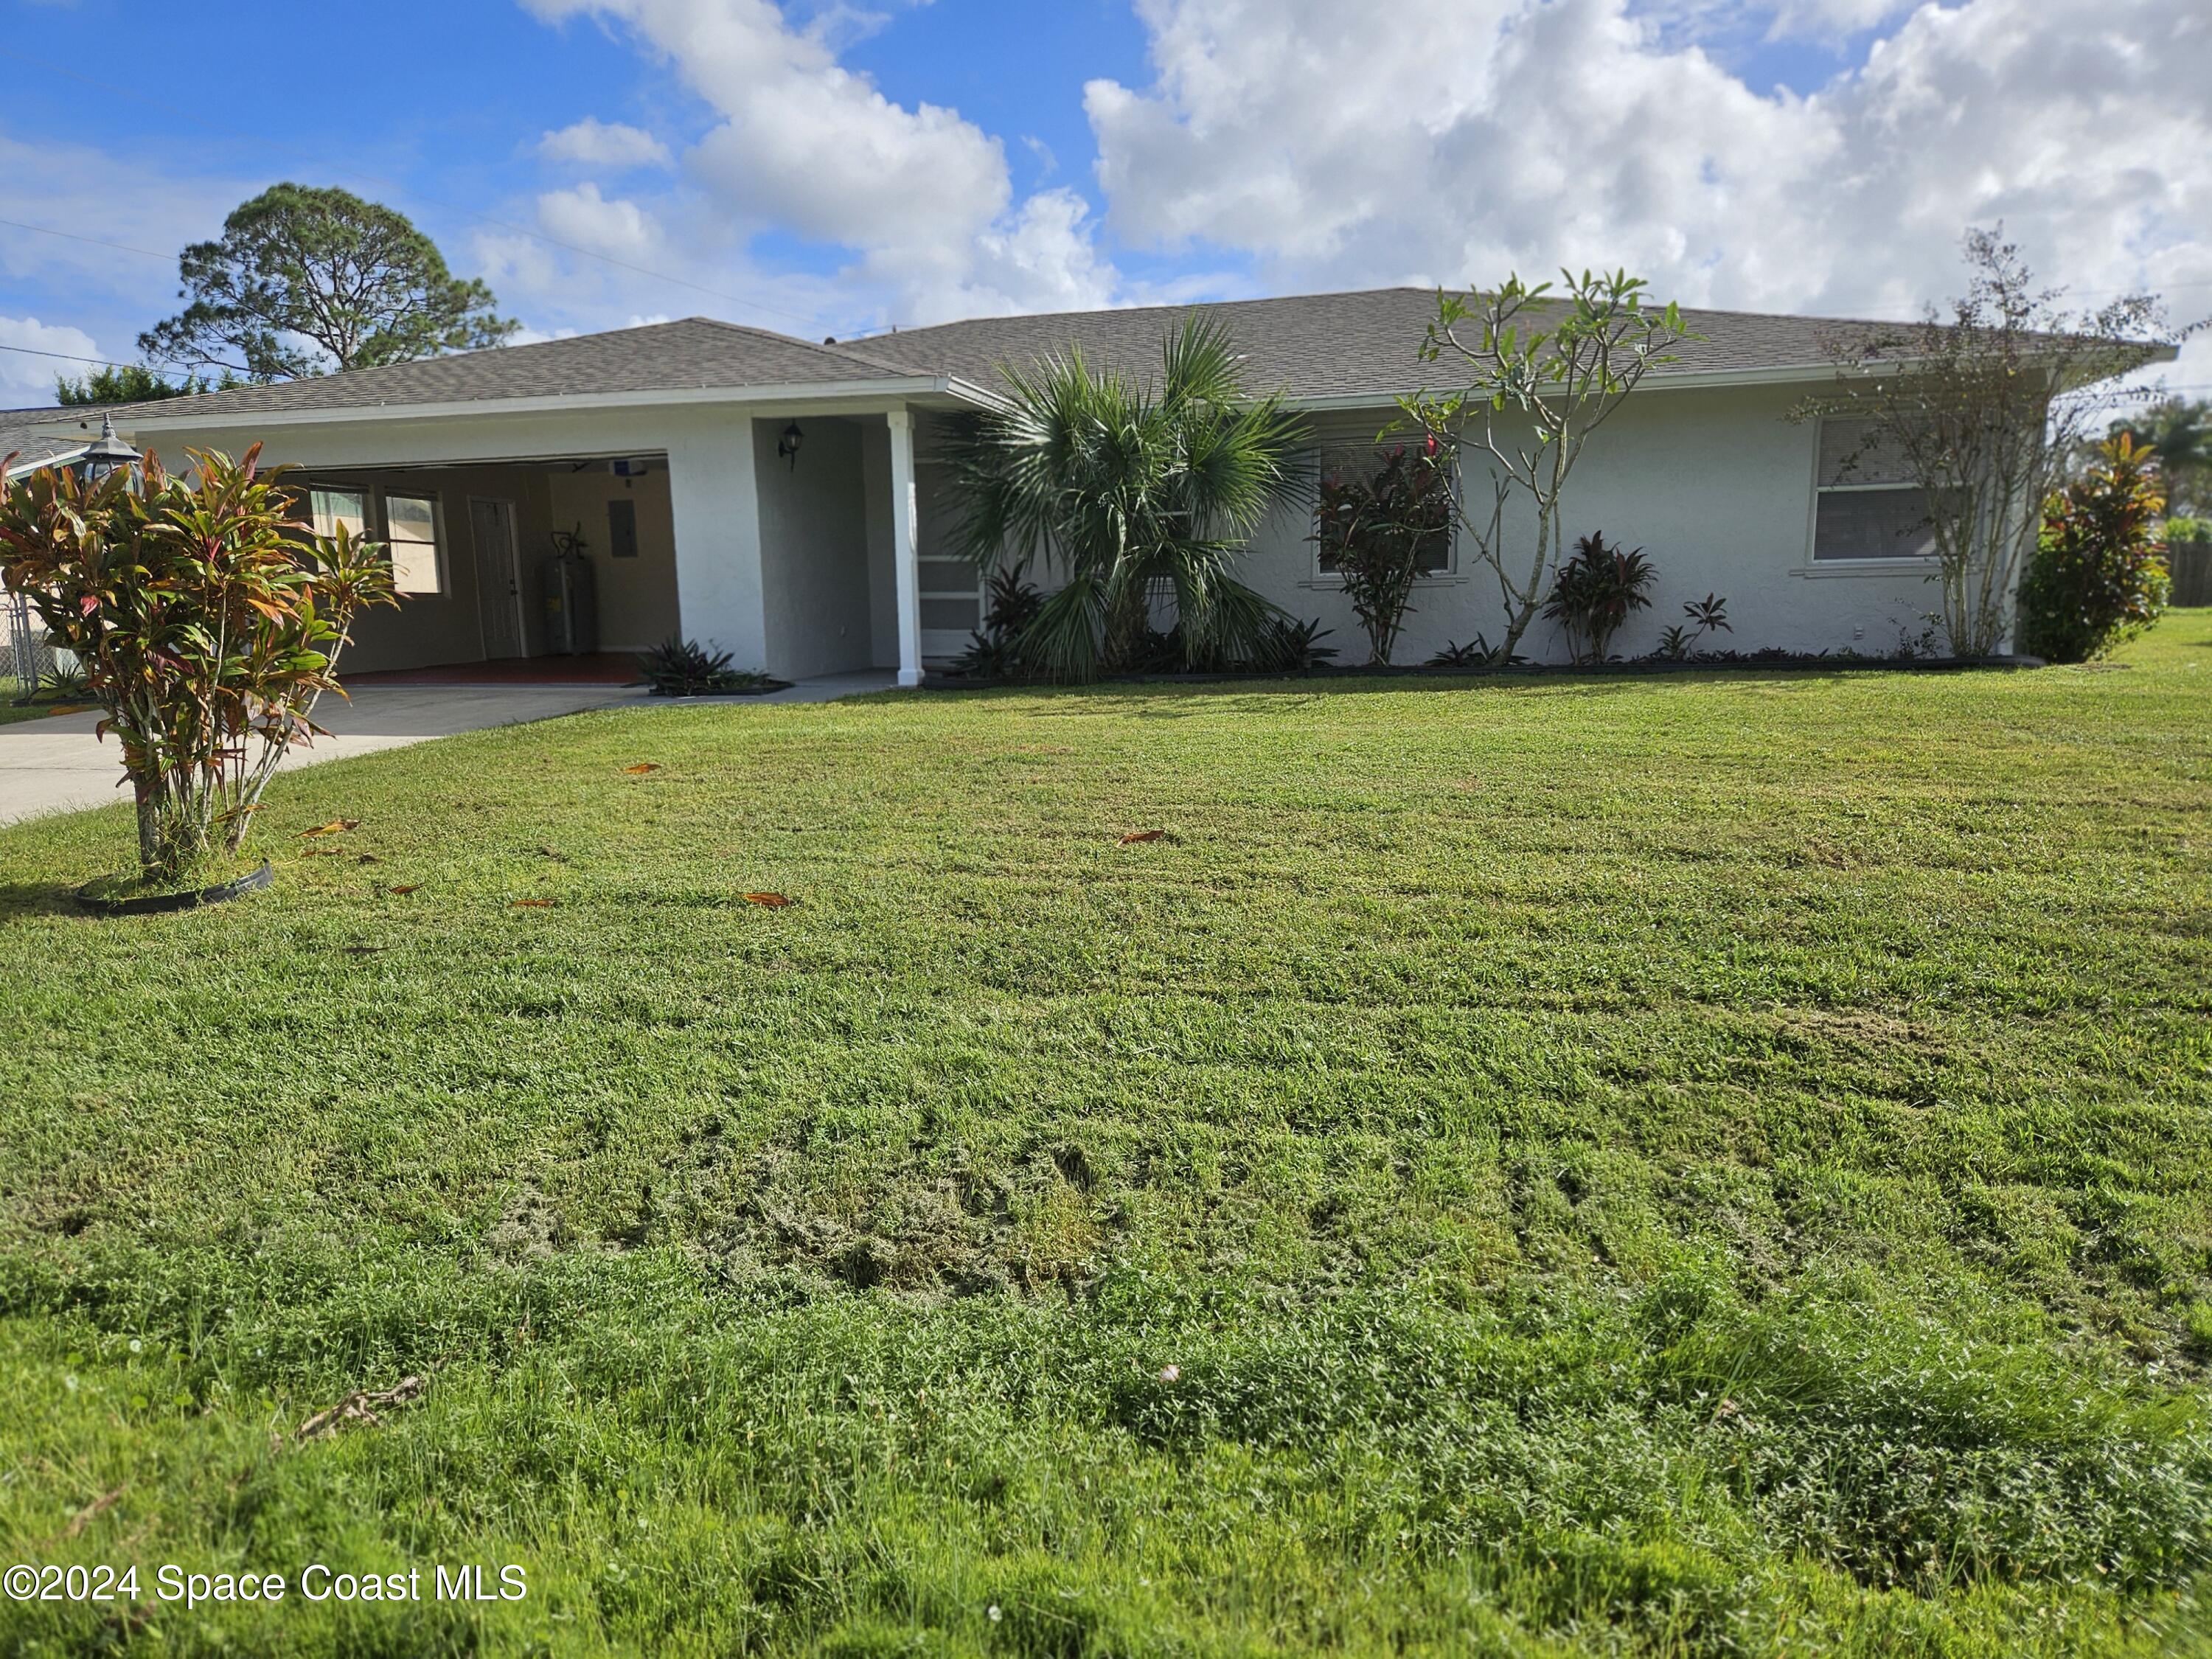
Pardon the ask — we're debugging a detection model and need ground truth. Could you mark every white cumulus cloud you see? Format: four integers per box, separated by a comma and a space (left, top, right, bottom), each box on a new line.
538, 118, 672, 170
1087, 0, 2212, 378
521, 0, 1117, 325
537, 181, 662, 258
0, 313, 103, 406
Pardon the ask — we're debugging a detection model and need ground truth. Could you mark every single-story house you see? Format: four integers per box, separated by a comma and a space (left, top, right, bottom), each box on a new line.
2, 289, 2138, 679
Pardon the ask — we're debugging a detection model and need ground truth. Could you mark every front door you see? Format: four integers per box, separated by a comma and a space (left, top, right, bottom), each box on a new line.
469, 498, 526, 660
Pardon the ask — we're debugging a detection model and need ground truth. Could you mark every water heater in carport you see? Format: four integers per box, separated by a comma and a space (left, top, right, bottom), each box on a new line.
540, 546, 598, 655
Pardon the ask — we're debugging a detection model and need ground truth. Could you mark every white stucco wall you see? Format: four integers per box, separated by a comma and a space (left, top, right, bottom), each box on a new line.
754, 415, 875, 680
1240, 387, 1949, 666
861, 420, 899, 668
102, 375, 1948, 683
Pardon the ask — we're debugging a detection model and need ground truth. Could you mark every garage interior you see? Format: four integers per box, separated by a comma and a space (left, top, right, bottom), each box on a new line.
297, 452, 679, 682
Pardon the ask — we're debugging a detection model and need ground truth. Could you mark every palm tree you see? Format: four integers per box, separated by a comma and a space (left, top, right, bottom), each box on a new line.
945, 316, 1305, 681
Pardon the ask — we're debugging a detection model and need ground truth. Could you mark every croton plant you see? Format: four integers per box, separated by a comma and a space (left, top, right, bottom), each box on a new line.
0, 444, 395, 883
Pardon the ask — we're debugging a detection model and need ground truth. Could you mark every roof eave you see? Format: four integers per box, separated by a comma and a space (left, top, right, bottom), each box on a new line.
27, 374, 989, 437
1278, 361, 1888, 412
3, 444, 90, 479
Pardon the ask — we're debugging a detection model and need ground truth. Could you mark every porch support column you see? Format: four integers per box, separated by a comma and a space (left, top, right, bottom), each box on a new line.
887, 406, 923, 687
667, 411, 768, 671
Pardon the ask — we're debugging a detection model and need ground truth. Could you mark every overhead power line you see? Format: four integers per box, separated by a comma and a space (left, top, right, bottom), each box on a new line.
0, 216, 172, 262
0, 340, 142, 370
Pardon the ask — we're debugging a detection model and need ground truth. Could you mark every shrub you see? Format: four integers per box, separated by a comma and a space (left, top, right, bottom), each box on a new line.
0, 444, 394, 883
1248, 614, 1338, 672
2017, 436, 2171, 663
1425, 638, 1495, 669
1543, 532, 1655, 662
1312, 439, 1455, 664
636, 636, 775, 696
949, 558, 1046, 679
1110, 614, 1335, 675
1655, 593, 1732, 660
37, 661, 91, 702
944, 317, 1302, 681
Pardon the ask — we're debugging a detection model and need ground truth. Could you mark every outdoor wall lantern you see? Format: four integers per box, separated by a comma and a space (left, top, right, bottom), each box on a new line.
76, 412, 141, 484
776, 420, 804, 470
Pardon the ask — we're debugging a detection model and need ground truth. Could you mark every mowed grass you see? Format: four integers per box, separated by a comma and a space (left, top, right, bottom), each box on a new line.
0, 679, 72, 726
1, 619, 2209, 1657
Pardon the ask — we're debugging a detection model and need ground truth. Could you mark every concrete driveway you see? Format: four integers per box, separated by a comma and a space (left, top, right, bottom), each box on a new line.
0, 686, 646, 827
0, 672, 900, 827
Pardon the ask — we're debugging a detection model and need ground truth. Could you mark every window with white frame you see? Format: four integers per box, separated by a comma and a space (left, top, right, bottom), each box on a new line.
1312, 441, 1455, 577
381, 492, 445, 595
307, 486, 366, 540
1812, 420, 1938, 561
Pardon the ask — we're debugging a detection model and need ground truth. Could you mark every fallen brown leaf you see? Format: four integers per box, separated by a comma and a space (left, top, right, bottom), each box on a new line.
356, 853, 380, 864
1118, 829, 1167, 844
513, 897, 554, 908
299, 818, 359, 838
388, 884, 420, 895
622, 762, 661, 775
536, 846, 566, 861
294, 1375, 426, 1443
342, 945, 385, 956
742, 891, 793, 908
60, 1486, 123, 1540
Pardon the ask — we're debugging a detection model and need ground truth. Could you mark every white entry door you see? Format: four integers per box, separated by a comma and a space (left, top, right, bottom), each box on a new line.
469, 498, 526, 660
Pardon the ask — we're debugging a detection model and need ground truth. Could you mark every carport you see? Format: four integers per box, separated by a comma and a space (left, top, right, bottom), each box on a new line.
284, 451, 679, 679
18, 319, 999, 689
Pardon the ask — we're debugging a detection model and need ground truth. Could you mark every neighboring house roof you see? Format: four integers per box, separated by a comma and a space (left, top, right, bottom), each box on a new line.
1, 407, 91, 476
856, 288, 1902, 402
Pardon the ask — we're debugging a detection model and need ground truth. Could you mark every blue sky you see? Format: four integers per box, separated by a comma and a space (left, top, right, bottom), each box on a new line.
1, 0, 2205, 403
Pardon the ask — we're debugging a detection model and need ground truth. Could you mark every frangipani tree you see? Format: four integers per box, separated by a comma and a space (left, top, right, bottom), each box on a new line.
1399, 271, 1695, 664
0, 445, 395, 883
945, 317, 1305, 681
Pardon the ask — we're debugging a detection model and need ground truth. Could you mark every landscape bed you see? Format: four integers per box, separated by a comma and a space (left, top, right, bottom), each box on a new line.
0, 616, 2207, 1655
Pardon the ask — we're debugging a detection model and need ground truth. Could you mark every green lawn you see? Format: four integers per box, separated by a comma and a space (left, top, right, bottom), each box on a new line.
1, 617, 2208, 1656
0, 677, 75, 724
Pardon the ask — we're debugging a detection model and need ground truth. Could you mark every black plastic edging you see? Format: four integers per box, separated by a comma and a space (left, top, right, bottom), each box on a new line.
76, 861, 274, 917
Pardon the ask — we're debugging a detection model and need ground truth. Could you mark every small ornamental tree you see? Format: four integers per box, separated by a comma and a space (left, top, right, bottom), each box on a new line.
1399, 270, 1695, 664
1312, 439, 1454, 664
2018, 435, 2171, 664
1796, 229, 2174, 657
0, 445, 395, 883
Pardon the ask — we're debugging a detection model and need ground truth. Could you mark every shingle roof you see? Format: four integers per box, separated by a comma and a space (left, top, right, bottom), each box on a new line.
59, 318, 921, 428
52, 288, 1913, 437
0, 407, 89, 473
855, 287, 1901, 400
